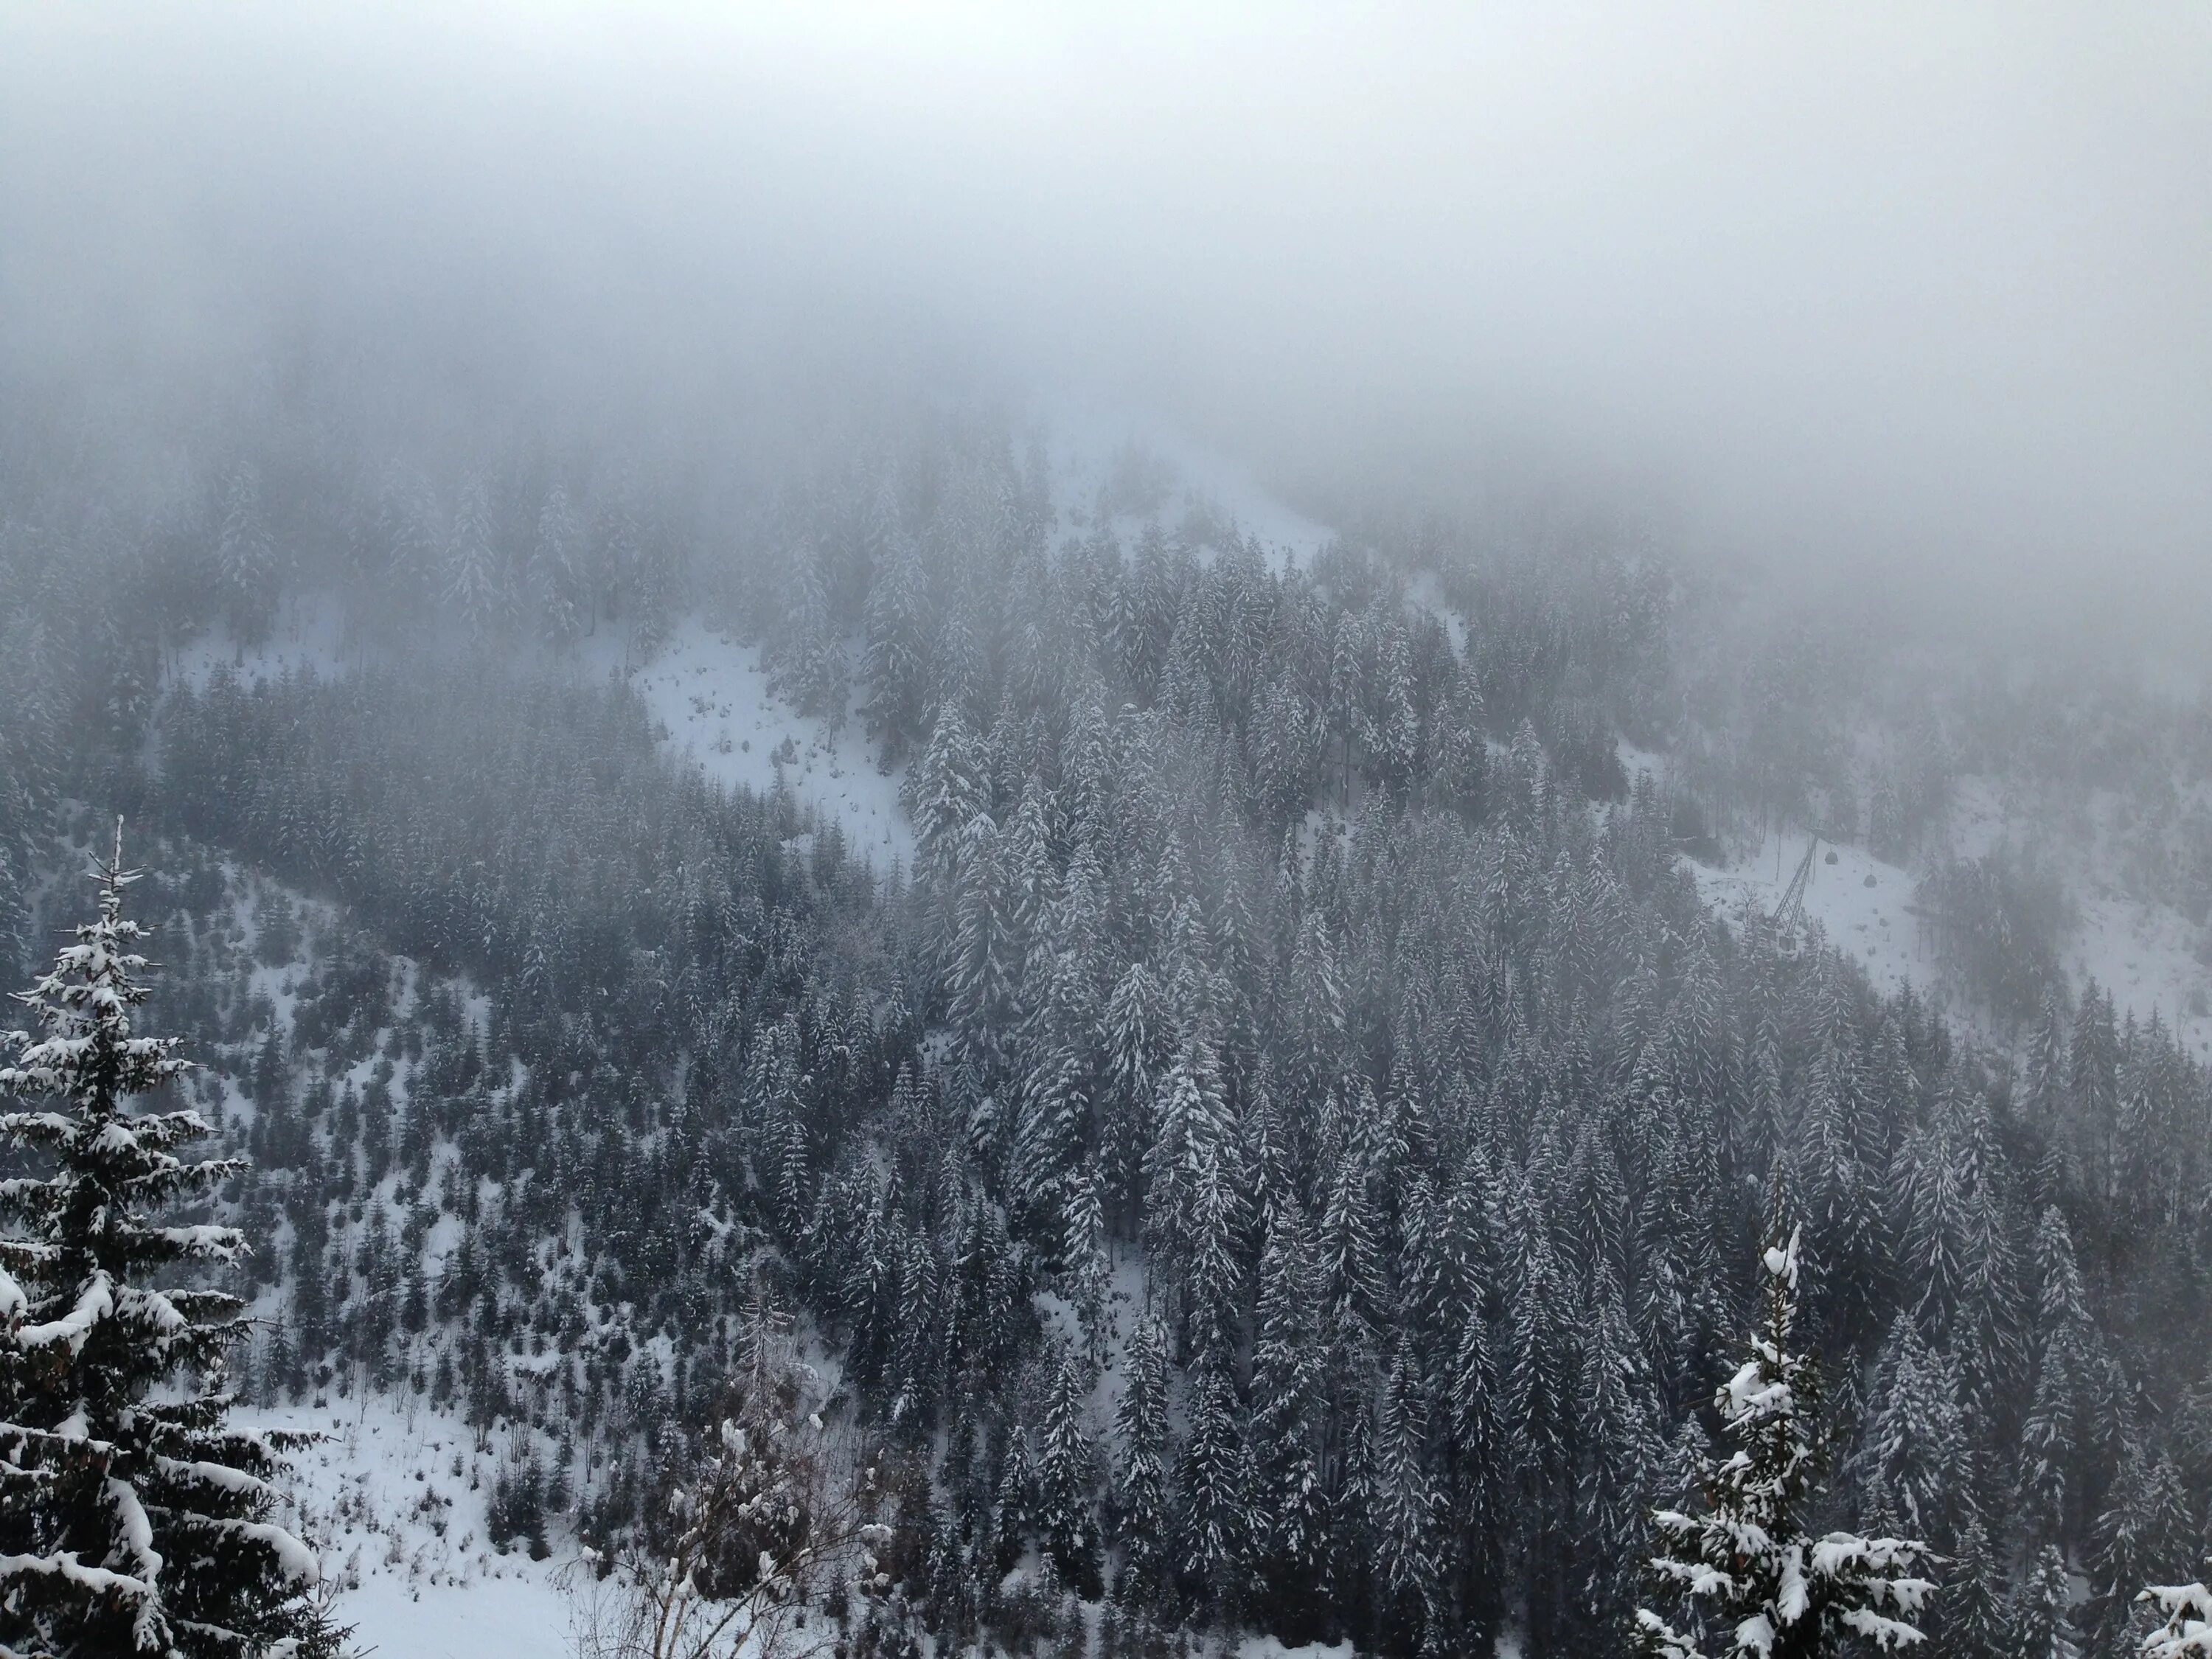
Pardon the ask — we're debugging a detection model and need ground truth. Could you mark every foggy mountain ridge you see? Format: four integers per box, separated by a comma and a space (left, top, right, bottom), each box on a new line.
1, 10, 2209, 1659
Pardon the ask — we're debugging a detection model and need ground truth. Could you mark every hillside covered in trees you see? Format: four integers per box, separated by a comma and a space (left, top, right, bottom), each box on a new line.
0, 392, 2207, 1657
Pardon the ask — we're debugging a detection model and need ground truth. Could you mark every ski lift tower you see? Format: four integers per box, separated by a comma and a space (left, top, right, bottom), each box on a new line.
1772, 835, 1820, 938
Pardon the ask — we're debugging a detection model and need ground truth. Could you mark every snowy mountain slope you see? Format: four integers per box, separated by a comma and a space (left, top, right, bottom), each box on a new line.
254, 1384, 1377, 1659
1691, 830, 1930, 992
172, 595, 353, 690
166, 599, 916, 869
121, 421, 2208, 1659
2068, 887, 2211, 1058
135, 863, 582, 1658
1688, 811, 2211, 1058
577, 616, 914, 867
1942, 771, 2212, 1057
239, 1399, 572, 1659
1042, 400, 1335, 571
161, 414, 1348, 894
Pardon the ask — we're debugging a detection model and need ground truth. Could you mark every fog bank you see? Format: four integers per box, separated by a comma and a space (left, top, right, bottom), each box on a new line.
4, 3, 2207, 625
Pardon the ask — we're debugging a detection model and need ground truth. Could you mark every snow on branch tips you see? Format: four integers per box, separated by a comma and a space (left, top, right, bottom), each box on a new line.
0, 824, 334, 1658
1634, 1217, 1937, 1658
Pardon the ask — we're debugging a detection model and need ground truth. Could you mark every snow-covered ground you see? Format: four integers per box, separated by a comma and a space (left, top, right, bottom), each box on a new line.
2070, 886, 2212, 1057
166, 408, 1344, 881
1940, 772, 2211, 1054
254, 1386, 1380, 1659
1691, 831, 1930, 994
577, 616, 914, 867
171, 596, 352, 690
240, 1399, 573, 1659
1686, 804, 2211, 1059
166, 599, 916, 870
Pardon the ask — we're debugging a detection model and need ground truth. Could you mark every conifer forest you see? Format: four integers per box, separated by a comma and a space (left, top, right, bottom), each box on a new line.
3, 10, 2209, 1659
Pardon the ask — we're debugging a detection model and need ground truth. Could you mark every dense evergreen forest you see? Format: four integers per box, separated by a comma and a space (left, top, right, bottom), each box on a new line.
1, 406, 2208, 1659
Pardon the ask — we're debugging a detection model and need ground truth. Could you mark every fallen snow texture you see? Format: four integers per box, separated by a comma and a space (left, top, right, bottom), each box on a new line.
333, 1560, 570, 1659
1231, 1638, 1357, 1659
1691, 832, 1931, 993
577, 616, 914, 868
1042, 399, 1335, 573
238, 1399, 572, 1659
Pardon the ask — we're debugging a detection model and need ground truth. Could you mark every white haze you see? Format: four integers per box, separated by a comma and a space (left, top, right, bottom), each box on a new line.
4, 2, 2208, 633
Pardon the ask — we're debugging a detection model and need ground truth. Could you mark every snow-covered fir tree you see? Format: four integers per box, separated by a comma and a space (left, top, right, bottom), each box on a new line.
1635, 1221, 1936, 1659
1111, 1313, 1172, 1613
0, 829, 329, 1657
2095, 1450, 2198, 1658
216, 462, 279, 648
530, 480, 588, 647
2012, 1543, 2084, 1659
1033, 1336, 1103, 1597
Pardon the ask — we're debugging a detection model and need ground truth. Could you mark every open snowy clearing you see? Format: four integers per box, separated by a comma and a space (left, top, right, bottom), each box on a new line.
1945, 772, 2211, 1054
2069, 886, 2212, 1057
170, 597, 352, 690
240, 1399, 572, 1659
1691, 830, 1930, 993
577, 615, 914, 867
246, 1394, 1384, 1659
1691, 825, 2212, 1060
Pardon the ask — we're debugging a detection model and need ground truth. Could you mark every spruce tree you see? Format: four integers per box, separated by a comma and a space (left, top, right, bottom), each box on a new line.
1034, 1338, 1103, 1597
1933, 1513, 2008, 1659
0, 830, 330, 1656
1113, 1314, 1172, 1613
1245, 1202, 1327, 1633
530, 481, 587, 647
2011, 1543, 2082, 1659
1574, 1280, 1665, 1633
2094, 1449, 2196, 1658
216, 463, 279, 648
1371, 1333, 1443, 1655
1859, 1316, 1973, 1552
1635, 1221, 1935, 1658
861, 527, 932, 763
1175, 1351, 1248, 1615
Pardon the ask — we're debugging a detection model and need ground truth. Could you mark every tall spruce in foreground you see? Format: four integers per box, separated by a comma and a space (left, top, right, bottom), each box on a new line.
1634, 1221, 1936, 1659
0, 828, 329, 1657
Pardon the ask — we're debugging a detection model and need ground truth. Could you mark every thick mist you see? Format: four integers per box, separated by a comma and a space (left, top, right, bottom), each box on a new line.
4, 4, 2208, 628
4, 15, 2212, 1658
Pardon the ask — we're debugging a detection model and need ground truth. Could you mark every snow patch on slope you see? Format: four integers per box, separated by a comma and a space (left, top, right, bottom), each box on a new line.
1944, 772, 2211, 1054
2070, 888, 2212, 1057
580, 616, 914, 868
1691, 832, 1930, 993
172, 596, 351, 690
1688, 807, 2211, 1057
1232, 1638, 1358, 1659
240, 1399, 571, 1659
169, 599, 917, 870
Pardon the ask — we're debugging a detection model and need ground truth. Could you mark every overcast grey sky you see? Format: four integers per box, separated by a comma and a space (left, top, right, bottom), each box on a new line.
4, 3, 2207, 619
